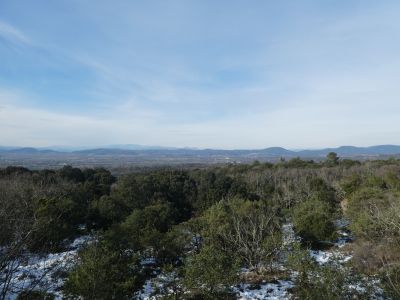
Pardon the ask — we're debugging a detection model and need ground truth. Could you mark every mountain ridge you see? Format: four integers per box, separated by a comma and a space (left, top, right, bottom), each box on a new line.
1, 144, 400, 158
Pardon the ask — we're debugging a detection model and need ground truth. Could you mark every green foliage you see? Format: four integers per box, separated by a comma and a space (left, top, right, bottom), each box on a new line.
294, 263, 373, 299
292, 196, 336, 244
346, 187, 400, 241
308, 177, 337, 207
383, 171, 400, 190
0, 166, 31, 177
184, 245, 239, 299
193, 171, 256, 211
201, 198, 282, 270
382, 264, 400, 299
346, 188, 385, 239
366, 175, 387, 189
341, 174, 363, 195
104, 202, 188, 264
29, 185, 87, 251
64, 242, 145, 300
285, 157, 315, 168
83, 169, 117, 229
3, 160, 400, 299
104, 170, 197, 229
89, 194, 130, 228
82, 167, 115, 198
288, 242, 374, 299
121, 202, 178, 250
156, 226, 191, 265
0, 166, 117, 252
339, 159, 361, 168
58, 166, 85, 183
0, 178, 35, 246
326, 152, 339, 166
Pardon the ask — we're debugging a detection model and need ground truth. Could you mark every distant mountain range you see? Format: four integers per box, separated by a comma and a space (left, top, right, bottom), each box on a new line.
1, 144, 400, 158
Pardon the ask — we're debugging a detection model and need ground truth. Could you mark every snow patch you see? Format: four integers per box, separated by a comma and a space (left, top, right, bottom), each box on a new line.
2, 235, 92, 300
235, 280, 294, 300
309, 250, 352, 265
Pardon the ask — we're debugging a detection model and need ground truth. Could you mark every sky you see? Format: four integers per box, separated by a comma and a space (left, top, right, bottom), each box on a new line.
0, 0, 400, 149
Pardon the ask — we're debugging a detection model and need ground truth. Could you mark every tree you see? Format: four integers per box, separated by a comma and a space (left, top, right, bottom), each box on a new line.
326, 152, 339, 166
0, 176, 85, 298
120, 202, 178, 251
200, 198, 282, 272
103, 202, 185, 264
29, 183, 86, 251
0, 177, 36, 300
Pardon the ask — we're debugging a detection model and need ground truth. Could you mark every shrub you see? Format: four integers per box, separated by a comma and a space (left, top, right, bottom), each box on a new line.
120, 202, 179, 251
184, 245, 239, 299
382, 264, 400, 299
30, 186, 86, 251
346, 188, 400, 240
64, 242, 145, 299
289, 243, 375, 299
201, 198, 282, 271
292, 196, 336, 245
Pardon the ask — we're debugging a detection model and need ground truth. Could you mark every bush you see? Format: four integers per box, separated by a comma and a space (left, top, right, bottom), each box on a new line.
64, 242, 145, 300
30, 187, 86, 251
289, 243, 375, 299
292, 196, 336, 245
345, 187, 399, 240
294, 263, 374, 299
184, 245, 239, 299
119, 202, 179, 252
89, 194, 130, 229
382, 264, 400, 299
201, 198, 282, 271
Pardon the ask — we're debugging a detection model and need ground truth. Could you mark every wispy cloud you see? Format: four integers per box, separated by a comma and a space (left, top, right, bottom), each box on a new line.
0, 20, 30, 45
1, 1, 400, 148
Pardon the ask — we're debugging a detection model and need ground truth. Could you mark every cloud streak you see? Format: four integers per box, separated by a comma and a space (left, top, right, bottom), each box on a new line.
1, 1, 400, 148
0, 20, 30, 45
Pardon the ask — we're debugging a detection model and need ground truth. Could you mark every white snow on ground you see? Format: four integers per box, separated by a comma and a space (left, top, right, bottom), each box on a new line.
234, 280, 294, 300
2, 235, 92, 300
309, 249, 352, 264
137, 279, 155, 299
333, 219, 354, 248
309, 219, 353, 265
137, 271, 182, 300
282, 223, 299, 246
137, 277, 296, 300
348, 278, 386, 300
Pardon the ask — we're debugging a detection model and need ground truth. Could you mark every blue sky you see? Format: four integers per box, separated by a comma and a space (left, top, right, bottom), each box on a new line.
0, 0, 400, 149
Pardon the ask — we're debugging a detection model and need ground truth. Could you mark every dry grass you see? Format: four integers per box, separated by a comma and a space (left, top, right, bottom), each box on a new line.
350, 240, 400, 274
